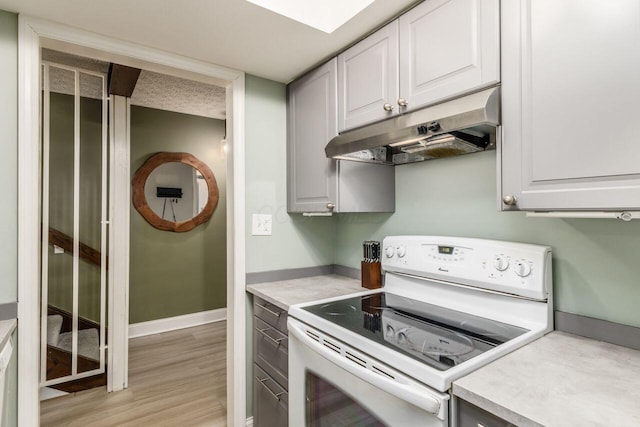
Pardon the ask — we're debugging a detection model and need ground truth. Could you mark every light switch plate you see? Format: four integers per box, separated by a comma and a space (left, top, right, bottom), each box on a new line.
252, 214, 272, 236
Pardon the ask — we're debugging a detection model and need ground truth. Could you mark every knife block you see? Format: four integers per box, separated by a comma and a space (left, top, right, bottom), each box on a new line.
361, 261, 382, 289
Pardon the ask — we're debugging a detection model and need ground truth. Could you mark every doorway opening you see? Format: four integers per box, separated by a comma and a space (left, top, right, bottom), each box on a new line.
39, 51, 230, 423
18, 17, 247, 427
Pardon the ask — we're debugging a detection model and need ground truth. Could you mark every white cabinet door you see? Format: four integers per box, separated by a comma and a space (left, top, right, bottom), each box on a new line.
399, 0, 499, 111
287, 59, 338, 213
338, 21, 399, 132
288, 58, 396, 214
500, 0, 640, 210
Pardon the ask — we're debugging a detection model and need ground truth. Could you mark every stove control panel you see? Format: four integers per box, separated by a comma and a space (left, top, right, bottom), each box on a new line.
382, 236, 551, 300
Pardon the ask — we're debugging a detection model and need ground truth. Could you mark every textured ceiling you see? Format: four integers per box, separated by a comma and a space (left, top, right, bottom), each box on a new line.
0, 0, 420, 83
42, 49, 226, 119
132, 71, 226, 119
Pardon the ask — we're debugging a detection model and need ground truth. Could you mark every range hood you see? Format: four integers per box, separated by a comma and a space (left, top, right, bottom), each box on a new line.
325, 86, 500, 165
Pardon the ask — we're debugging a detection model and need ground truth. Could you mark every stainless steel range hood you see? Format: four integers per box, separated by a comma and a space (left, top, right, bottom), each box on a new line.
325, 86, 500, 165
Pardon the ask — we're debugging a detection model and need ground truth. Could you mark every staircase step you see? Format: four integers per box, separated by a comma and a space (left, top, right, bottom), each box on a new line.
57, 328, 100, 361
47, 315, 63, 347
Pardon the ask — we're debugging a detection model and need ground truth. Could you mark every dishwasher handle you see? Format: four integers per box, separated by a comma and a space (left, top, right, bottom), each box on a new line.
288, 318, 445, 418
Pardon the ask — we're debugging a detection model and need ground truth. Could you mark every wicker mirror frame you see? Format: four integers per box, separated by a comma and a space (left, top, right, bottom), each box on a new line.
132, 152, 219, 232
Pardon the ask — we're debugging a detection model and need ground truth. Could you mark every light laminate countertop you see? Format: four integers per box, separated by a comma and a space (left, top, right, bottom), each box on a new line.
453, 331, 640, 427
246, 274, 365, 311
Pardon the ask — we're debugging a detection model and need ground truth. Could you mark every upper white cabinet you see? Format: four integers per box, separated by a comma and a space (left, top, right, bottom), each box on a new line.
288, 59, 395, 213
338, 21, 399, 132
399, 0, 500, 111
500, 0, 640, 211
288, 59, 338, 213
338, 0, 500, 132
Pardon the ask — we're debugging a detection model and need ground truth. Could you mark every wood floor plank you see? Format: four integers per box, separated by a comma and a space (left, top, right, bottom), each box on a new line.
41, 321, 227, 426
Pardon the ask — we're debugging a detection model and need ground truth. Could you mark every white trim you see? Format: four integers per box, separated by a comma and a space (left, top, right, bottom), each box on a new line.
99, 72, 108, 374
71, 68, 80, 376
245, 417, 254, 427
128, 308, 227, 339
18, 16, 43, 426
108, 95, 131, 392
525, 211, 640, 221
18, 15, 247, 427
39, 63, 50, 387
30, 14, 237, 84
43, 368, 103, 387
227, 74, 247, 427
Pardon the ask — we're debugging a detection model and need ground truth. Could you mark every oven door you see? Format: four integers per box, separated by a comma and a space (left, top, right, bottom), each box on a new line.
288, 318, 449, 427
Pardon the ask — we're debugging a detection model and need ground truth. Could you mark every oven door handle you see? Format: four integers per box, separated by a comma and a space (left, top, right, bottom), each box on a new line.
289, 320, 444, 417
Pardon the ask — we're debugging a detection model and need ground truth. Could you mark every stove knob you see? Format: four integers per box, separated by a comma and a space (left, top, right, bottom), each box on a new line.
514, 261, 532, 277
385, 325, 395, 338
493, 255, 509, 271
396, 331, 408, 346
396, 246, 406, 258
385, 246, 395, 258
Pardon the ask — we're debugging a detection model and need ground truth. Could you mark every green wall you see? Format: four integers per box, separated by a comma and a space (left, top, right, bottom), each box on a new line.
0, 11, 17, 304
129, 106, 227, 324
245, 75, 335, 274
244, 75, 337, 417
334, 150, 640, 328
0, 11, 17, 427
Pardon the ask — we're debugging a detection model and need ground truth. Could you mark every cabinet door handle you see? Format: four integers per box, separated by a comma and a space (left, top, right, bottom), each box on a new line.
383, 103, 394, 112
326, 203, 335, 210
502, 195, 518, 206
256, 302, 283, 318
256, 376, 286, 400
397, 98, 408, 107
256, 327, 287, 346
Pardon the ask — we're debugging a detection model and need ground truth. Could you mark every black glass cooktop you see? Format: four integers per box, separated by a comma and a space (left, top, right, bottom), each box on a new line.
303, 292, 528, 371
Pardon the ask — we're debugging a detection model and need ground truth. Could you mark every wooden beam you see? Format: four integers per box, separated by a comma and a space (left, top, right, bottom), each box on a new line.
108, 63, 141, 97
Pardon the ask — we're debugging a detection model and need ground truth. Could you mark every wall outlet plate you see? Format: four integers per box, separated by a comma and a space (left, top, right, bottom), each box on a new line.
252, 214, 272, 236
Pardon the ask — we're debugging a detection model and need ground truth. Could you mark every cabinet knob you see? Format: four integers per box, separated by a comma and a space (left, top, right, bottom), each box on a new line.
397, 98, 408, 107
326, 203, 335, 210
502, 195, 518, 206
383, 103, 394, 112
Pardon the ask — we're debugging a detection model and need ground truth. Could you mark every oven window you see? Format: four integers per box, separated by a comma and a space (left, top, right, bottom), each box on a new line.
306, 372, 387, 427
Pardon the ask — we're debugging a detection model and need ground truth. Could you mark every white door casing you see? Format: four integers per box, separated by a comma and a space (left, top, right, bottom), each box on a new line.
18, 15, 246, 427
108, 95, 130, 392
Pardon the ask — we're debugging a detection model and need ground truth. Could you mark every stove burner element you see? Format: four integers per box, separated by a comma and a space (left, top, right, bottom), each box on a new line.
302, 292, 529, 371
379, 309, 483, 369
319, 302, 357, 316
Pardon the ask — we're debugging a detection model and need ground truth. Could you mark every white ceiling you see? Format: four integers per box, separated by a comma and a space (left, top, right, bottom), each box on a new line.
0, 0, 419, 83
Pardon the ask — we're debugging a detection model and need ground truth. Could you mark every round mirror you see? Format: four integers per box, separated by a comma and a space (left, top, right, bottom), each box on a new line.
132, 152, 219, 232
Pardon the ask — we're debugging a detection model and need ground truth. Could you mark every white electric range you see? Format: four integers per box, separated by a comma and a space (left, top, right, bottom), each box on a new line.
288, 236, 553, 426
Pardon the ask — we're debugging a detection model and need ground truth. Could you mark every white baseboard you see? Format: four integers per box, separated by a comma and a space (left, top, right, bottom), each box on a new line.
128, 308, 227, 338
245, 416, 254, 427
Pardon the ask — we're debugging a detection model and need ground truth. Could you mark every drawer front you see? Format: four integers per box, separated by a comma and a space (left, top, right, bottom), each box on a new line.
254, 364, 288, 427
253, 316, 288, 388
254, 296, 288, 333
456, 398, 515, 427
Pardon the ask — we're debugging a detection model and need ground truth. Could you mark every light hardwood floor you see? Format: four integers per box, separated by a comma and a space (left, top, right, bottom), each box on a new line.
41, 321, 227, 426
